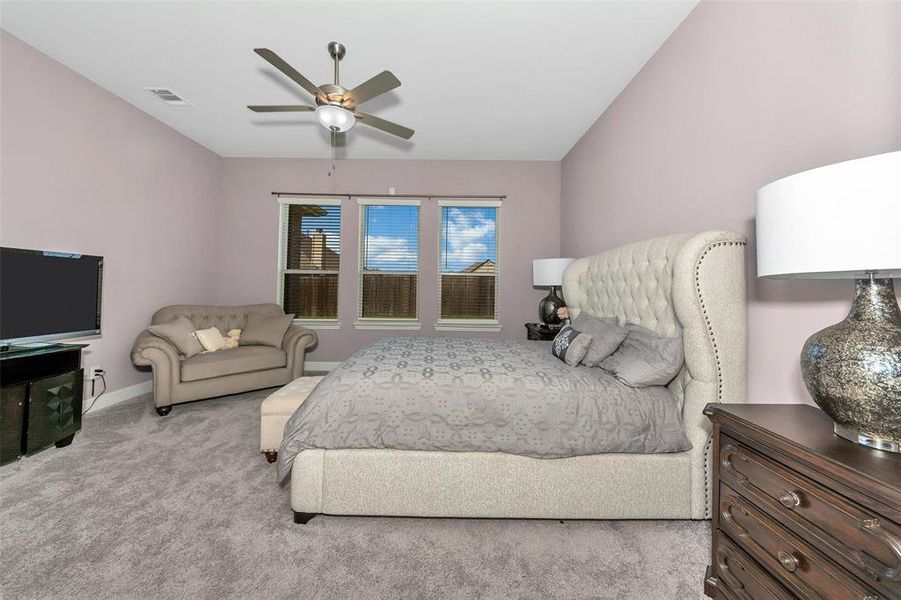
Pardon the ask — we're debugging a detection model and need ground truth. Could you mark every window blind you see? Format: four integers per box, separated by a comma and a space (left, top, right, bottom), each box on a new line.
438, 204, 499, 321
358, 201, 420, 320
278, 199, 342, 320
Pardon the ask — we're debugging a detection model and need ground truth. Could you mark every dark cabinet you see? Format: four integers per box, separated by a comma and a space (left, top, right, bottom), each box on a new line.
0, 344, 85, 465
524, 322, 559, 341
0, 384, 25, 464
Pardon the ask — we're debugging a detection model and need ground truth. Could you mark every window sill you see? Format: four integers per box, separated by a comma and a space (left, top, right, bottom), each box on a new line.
292, 320, 341, 330
434, 320, 502, 332
354, 320, 422, 331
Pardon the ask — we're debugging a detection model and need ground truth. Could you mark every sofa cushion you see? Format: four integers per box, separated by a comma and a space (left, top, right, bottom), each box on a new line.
194, 327, 226, 352
240, 312, 294, 348
148, 316, 204, 358
181, 346, 287, 382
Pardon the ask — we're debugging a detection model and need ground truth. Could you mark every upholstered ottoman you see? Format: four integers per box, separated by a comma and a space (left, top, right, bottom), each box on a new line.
260, 375, 324, 463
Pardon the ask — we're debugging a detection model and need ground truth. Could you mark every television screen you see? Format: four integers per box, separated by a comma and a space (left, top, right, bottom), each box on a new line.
1, 247, 103, 344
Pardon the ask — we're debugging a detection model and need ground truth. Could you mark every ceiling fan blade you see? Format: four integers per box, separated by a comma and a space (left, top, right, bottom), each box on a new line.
254, 48, 324, 101
346, 71, 401, 105
247, 105, 315, 112
356, 112, 414, 140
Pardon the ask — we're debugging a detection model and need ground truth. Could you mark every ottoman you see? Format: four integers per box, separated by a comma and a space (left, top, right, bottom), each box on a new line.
260, 375, 324, 463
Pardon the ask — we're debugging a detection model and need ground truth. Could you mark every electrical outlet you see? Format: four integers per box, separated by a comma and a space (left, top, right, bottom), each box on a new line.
88, 366, 104, 397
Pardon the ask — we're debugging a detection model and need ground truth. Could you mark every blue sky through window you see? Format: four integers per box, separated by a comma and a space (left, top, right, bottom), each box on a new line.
440, 206, 497, 272
362, 205, 419, 272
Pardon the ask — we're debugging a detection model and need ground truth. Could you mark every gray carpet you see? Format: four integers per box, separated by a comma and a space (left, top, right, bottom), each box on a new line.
0, 386, 710, 599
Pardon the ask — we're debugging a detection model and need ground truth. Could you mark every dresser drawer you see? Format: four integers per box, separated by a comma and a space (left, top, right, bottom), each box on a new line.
711, 533, 794, 600
720, 483, 883, 599
720, 434, 901, 591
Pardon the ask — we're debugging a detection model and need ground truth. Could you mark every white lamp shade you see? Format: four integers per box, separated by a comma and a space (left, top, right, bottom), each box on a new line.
315, 104, 356, 133
532, 258, 574, 287
756, 151, 901, 279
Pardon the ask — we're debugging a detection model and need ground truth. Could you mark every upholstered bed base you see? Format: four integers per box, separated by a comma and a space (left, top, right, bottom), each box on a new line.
290, 230, 747, 521
292, 449, 692, 519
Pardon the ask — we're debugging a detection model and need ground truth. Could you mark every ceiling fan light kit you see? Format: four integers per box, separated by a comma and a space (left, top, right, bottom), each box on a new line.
248, 41, 413, 145
316, 105, 355, 132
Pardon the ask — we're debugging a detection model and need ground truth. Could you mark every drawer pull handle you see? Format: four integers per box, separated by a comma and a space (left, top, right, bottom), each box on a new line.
720, 444, 748, 483
778, 491, 801, 509
777, 550, 800, 573
857, 518, 901, 582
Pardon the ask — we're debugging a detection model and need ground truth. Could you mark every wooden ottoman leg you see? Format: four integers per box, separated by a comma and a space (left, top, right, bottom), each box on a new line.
156, 406, 172, 416
264, 450, 278, 463
293, 511, 317, 524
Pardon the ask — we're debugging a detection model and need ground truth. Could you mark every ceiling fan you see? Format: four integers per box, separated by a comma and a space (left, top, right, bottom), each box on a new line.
248, 42, 414, 145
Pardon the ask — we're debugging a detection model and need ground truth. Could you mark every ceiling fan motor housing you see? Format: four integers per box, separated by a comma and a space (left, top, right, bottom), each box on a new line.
317, 84, 354, 109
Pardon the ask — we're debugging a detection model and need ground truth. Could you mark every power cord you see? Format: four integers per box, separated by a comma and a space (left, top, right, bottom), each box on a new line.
82, 370, 107, 415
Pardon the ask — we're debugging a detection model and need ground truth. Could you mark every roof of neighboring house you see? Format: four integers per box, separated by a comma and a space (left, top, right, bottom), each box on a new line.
460, 259, 496, 273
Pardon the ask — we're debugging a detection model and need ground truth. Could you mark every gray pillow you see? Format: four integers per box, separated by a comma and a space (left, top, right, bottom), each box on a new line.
148, 316, 204, 358
551, 326, 594, 367
599, 324, 683, 386
240, 312, 294, 348
572, 313, 627, 367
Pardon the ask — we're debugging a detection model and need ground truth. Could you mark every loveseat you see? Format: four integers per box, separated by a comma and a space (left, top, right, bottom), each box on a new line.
131, 304, 316, 415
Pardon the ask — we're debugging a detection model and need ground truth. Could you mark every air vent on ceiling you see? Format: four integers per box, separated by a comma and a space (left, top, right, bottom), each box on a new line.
145, 87, 191, 106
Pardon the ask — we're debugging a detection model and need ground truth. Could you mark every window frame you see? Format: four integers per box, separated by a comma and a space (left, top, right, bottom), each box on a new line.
276, 196, 343, 330
354, 197, 423, 330
435, 198, 502, 332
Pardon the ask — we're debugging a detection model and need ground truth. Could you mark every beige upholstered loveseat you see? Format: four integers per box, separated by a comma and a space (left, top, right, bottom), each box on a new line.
132, 304, 316, 416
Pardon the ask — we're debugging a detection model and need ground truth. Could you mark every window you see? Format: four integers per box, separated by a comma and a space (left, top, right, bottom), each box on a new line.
277, 198, 342, 327
436, 200, 501, 331
357, 199, 421, 328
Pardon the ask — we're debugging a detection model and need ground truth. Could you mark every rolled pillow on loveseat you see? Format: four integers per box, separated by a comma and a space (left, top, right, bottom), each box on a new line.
131, 304, 316, 416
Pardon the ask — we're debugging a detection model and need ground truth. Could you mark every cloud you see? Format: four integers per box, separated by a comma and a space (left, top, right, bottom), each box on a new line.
443, 208, 496, 269
364, 235, 418, 270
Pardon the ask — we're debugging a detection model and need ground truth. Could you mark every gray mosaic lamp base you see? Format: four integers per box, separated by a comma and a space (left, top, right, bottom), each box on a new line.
538, 286, 566, 327
801, 276, 901, 453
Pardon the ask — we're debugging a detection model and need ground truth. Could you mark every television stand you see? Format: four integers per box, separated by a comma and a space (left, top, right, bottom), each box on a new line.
1, 342, 56, 354
0, 343, 86, 465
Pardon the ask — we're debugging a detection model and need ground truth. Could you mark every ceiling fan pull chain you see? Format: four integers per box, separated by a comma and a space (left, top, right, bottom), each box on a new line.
328, 132, 336, 176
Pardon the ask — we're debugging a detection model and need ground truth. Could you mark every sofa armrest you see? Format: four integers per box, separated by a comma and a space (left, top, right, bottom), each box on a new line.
282, 325, 318, 378
132, 330, 181, 407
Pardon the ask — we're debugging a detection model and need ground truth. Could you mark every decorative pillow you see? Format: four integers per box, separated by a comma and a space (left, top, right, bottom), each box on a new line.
551, 326, 595, 367
147, 316, 204, 358
194, 327, 226, 352
572, 312, 627, 367
599, 323, 684, 387
240, 313, 294, 348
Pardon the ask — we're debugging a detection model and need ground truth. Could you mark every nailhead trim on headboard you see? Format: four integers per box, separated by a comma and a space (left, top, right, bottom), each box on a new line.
694, 240, 747, 518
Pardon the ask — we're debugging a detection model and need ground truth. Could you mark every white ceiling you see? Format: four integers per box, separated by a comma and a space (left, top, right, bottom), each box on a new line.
1, 1, 696, 160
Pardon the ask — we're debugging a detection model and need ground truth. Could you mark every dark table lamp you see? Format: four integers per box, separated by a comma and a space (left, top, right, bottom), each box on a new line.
532, 258, 574, 327
756, 151, 901, 453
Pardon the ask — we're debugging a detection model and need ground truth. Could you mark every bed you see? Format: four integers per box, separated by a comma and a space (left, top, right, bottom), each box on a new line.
283, 230, 747, 522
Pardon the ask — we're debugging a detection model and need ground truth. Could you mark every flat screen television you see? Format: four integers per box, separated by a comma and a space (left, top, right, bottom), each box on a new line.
1, 247, 103, 346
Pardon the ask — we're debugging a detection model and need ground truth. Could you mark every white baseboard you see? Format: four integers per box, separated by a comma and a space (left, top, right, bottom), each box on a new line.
306, 361, 340, 373
83, 364, 335, 414
84, 379, 153, 413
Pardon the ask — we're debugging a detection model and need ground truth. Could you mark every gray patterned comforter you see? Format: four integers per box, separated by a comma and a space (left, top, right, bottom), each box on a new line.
276, 337, 691, 479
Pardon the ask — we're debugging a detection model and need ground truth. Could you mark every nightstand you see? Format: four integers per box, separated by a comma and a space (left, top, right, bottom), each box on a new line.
704, 403, 900, 600
524, 322, 560, 341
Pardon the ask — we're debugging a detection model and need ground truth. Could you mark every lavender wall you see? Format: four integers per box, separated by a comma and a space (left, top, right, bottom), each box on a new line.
215, 159, 561, 362
1, 32, 222, 393
561, 1, 901, 405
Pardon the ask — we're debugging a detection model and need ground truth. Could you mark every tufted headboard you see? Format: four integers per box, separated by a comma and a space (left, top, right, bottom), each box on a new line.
562, 230, 747, 518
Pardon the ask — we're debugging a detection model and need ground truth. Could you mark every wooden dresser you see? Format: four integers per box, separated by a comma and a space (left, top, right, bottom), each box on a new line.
704, 404, 900, 600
